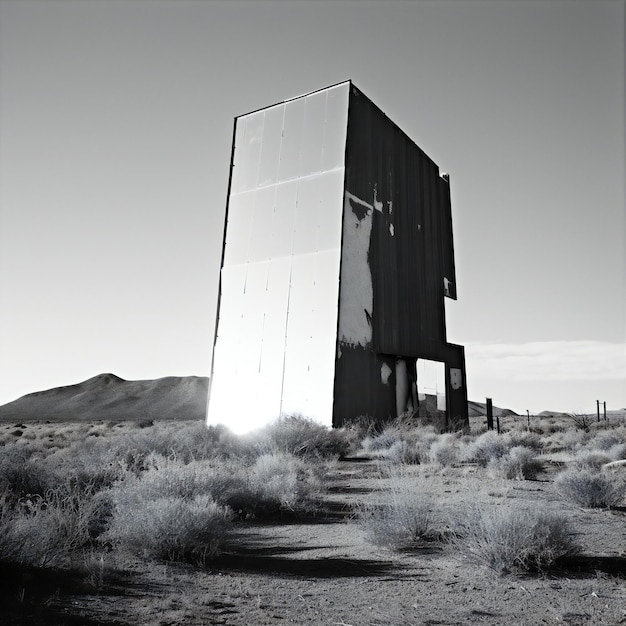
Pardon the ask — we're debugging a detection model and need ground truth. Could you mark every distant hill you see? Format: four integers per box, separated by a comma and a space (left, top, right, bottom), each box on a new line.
537, 410, 571, 418
538, 408, 626, 419
0, 374, 209, 422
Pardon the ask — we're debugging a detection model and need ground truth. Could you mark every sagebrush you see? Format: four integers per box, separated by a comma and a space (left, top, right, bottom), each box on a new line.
555, 469, 625, 508
358, 470, 435, 549
452, 505, 578, 574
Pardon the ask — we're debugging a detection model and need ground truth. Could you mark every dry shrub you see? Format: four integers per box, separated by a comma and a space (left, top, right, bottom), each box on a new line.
584, 431, 626, 463
589, 419, 626, 437
336, 415, 387, 453
361, 422, 436, 464
41, 440, 129, 492
506, 431, 543, 451
255, 415, 350, 459
248, 452, 321, 515
0, 452, 61, 499
429, 434, 459, 466
573, 450, 612, 470
0, 485, 101, 567
104, 493, 233, 565
103, 450, 322, 564
106, 422, 249, 466
106, 451, 321, 523
488, 446, 543, 480
567, 413, 593, 431
109, 458, 241, 502
552, 429, 588, 452
555, 469, 625, 508
607, 443, 626, 461
142, 422, 250, 463
462, 431, 510, 466
568, 429, 625, 469
383, 439, 422, 464
453, 505, 578, 574
32, 422, 252, 493
529, 416, 566, 435
358, 471, 434, 550
589, 431, 623, 451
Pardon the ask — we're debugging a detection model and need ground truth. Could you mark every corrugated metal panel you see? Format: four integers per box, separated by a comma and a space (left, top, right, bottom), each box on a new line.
333, 83, 467, 427
438, 176, 457, 300
344, 84, 453, 357
332, 346, 397, 426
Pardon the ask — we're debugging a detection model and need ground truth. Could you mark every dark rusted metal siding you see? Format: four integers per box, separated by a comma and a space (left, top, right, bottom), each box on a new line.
333, 83, 467, 427
333, 347, 397, 424
438, 177, 457, 300
344, 84, 455, 357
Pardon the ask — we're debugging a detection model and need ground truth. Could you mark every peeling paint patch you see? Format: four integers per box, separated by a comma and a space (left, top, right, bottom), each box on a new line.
373, 186, 383, 213
338, 192, 374, 347
443, 277, 456, 299
381, 363, 392, 385
349, 195, 372, 222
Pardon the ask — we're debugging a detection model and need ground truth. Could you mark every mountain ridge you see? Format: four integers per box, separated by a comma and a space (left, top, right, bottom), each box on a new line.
0, 374, 209, 422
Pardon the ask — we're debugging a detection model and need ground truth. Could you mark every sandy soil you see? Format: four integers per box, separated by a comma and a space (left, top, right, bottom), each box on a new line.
3, 458, 625, 626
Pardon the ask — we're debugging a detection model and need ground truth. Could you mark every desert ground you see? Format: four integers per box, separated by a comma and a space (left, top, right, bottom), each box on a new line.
0, 411, 624, 626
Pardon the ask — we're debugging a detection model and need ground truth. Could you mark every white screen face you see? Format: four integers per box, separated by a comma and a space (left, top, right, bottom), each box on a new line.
208, 83, 350, 434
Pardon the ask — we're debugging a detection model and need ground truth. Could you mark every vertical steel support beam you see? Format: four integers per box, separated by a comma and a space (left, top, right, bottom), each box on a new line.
444, 345, 469, 431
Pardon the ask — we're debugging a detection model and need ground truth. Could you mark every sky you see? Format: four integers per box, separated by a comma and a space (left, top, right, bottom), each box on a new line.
0, 0, 624, 415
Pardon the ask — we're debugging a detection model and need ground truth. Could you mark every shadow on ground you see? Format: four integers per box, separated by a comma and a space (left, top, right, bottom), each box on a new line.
212, 553, 395, 577
0, 563, 130, 626
556, 555, 626, 577
212, 540, 395, 578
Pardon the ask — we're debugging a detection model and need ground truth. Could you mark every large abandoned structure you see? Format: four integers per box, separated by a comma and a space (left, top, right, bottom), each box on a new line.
207, 81, 468, 432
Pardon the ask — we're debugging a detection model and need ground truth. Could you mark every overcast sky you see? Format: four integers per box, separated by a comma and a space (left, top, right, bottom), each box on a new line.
0, 0, 624, 414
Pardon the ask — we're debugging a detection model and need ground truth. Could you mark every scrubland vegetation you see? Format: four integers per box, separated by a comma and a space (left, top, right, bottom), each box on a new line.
0, 410, 624, 622
0, 416, 346, 573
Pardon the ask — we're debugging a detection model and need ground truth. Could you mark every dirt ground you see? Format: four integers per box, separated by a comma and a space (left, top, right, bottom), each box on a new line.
2, 457, 625, 626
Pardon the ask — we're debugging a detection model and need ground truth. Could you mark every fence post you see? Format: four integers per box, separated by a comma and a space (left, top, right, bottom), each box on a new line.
597, 400, 600, 423
603, 401, 607, 421
526, 409, 530, 430
486, 398, 493, 431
